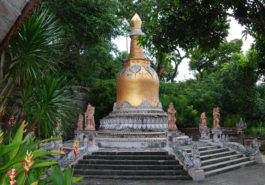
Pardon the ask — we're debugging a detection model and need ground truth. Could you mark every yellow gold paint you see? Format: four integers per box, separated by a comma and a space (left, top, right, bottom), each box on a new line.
116, 14, 160, 108
130, 13, 142, 29
129, 35, 144, 58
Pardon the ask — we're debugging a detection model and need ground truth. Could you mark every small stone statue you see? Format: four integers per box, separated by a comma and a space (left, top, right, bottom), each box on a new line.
236, 118, 247, 133
200, 112, 207, 130
213, 107, 220, 129
168, 102, 177, 130
191, 145, 201, 170
54, 110, 62, 138
84, 104, 95, 131
221, 134, 226, 142
225, 134, 230, 142
77, 113, 83, 131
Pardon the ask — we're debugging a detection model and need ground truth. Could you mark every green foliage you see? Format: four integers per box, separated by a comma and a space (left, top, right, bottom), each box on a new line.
39, 165, 83, 185
246, 123, 265, 137
188, 39, 243, 80
219, 51, 258, 116
86, 79, 117, 127
43, 0, 125, 85
160, 77, 221, 127
223, 114, 242, 128
5, 7, 61, 86
0, 7, 75, 139
0, 123, 64, 185
20, 75, 74, 138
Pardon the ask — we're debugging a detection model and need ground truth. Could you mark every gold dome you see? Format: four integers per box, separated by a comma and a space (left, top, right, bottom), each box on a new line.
116, 14, 160, 108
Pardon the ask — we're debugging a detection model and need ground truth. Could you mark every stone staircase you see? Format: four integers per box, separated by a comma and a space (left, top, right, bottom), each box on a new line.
73, 149, 191, 180
184, 144, 255, 176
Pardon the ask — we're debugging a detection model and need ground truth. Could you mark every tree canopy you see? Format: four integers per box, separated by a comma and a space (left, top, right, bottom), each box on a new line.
1, 1, 265, 138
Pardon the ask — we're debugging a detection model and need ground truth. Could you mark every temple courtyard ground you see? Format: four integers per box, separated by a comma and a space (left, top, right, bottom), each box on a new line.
78, 155, 265, 185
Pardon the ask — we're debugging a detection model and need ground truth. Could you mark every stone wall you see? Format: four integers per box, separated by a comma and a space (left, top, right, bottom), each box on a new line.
67, 86, 90, 139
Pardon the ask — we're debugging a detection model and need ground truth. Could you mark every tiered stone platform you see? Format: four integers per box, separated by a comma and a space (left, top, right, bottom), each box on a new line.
73, 148, 191, 180
97, 101, 169, 148
99, 101, 168, 131
96, 131, 167, 148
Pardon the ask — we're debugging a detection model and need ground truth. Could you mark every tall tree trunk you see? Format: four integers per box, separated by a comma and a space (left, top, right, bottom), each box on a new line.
171, 61, 181, 82
156, 52, 164, 80
198, 69, 204, 81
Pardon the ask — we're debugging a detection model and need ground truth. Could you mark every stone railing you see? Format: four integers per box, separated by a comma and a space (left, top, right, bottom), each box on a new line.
58, 131, 99, 169
171, 145, 205, 181
223, 141, 247, 154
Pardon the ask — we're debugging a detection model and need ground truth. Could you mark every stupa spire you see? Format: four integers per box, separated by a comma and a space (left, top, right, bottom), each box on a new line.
129, 13, 144, 59
130, 13, 142, 28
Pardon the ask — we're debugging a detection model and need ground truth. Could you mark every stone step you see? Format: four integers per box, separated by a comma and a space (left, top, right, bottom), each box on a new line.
184, 146, 218, 152
201, 154, 244, 165
199, 148, 230, 155
77, 159, 179, 165
74, 164, 183, 170
202, 157, 250, 171
83, 155, 174, 160
200, 150, 237, 160
74, 169, 188, 176
205, 160, 255, 176
79, 175, 191, 180
92, 151, 168, 155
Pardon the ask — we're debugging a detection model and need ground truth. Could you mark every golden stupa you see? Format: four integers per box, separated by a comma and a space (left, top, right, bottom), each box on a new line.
116, 13, 159, 108
99, 14, 167, 132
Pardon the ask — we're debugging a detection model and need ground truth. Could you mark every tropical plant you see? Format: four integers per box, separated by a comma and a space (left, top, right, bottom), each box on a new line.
20, 75, 74, 138
0, 6, 63, 133
0, 122, 63, 185
2, 6, 61, 93
39, 165, 83, 185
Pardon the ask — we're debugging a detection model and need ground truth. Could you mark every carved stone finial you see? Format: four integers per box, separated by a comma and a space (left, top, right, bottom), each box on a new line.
236, 118, 247, 132
200, 112, 207, 130
77, 113, 83, 131
168, 102, 177, 130
213, 107, 220, 129
84, 104, 95, 131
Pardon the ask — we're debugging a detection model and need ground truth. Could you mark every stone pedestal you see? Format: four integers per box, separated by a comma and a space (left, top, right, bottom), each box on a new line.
75, 130, 97, 147
212, 129, 222, 142
188, 169, 205, 181
75, 130, 84, 142
99, 101, 168, 132
97, 101, 168, 148
200, 129, 210, 140
167, 130, 186, 147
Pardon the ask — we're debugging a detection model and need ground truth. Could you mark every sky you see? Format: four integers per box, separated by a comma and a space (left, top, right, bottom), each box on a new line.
113, 17, 255, 81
